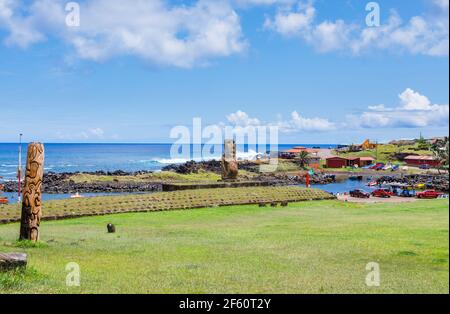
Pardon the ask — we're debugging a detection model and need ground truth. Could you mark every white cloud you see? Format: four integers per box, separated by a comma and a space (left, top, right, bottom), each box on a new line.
367, 104, 390, 112
0, 0, 12, 19
227, 110, 261, 126
57, 127, 106, 140
399, 88, 434, 111
265, 1, 449, 56
0, 0, 247, 67
309, 20, 355, 52
263, 2, 315, 36
433, 0, 449, 10
1, 0, 448, 64
226, 89, 448, 133
88, 127, 105, 138
348, 88, 449, 129
233, 0, 296, 8
284, 111, 335, 132
225, 110, 335, 132
0, 0, 46, 48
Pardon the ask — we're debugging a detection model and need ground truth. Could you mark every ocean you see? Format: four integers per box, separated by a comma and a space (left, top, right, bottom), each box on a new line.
0, 143, 337, 181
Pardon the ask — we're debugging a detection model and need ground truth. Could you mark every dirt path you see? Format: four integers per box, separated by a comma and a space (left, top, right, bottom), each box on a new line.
337, 195, 418, 203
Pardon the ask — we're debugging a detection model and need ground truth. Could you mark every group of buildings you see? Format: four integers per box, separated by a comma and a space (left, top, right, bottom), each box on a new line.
280, 144, 441, 169
279, 146, 322, 168
322, 155, 440, 168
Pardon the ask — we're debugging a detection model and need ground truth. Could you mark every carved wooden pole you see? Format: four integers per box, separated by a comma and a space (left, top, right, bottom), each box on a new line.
19, 143, 44, 242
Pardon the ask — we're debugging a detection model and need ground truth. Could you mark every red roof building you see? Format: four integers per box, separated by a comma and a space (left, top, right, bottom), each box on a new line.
326, 157, 348, 168
326, 156, 375, 168
280, 146, 319, 159
404, 155, 441, 167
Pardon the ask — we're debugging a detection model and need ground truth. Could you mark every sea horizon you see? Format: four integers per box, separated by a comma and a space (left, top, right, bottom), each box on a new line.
0, 142, 338, 181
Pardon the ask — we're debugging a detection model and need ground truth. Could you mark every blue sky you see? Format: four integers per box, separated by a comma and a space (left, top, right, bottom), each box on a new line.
0, 0, 448, 144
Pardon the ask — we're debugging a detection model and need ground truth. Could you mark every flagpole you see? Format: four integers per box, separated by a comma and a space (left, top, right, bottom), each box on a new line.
18, 133, 22, 204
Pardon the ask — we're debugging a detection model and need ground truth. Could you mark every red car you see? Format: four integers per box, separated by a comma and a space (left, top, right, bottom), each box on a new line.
372, 189, 392, 198
350, 189, 370, 198
416, 190, 442, 199
370, 163, 385, 170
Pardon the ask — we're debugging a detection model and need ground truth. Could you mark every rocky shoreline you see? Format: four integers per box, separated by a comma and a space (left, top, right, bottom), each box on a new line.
2, 171, 161, 194
2, 160, 337, 194
2, 160, 448, 194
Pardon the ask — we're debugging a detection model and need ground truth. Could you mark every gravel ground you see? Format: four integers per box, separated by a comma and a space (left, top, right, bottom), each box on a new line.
337, 195, 419, 203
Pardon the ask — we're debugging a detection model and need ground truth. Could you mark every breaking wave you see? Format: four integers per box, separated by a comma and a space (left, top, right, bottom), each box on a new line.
153, 149, 265, 165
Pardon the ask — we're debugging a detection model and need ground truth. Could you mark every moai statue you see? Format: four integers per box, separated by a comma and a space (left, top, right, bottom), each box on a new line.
19, 143, 45, 242
221, 139, 238, 181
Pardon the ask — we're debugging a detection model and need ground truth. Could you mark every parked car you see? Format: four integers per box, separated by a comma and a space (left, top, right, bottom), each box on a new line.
372, 189, 393, 198
391, 165, 400, 171
400, 190, 415, 198
416, 190, 442, 199
370, 163, 385, 171
350, 189, 370, 198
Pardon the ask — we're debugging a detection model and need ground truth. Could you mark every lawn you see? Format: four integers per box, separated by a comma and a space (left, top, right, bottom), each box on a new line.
0, 199, 448, 294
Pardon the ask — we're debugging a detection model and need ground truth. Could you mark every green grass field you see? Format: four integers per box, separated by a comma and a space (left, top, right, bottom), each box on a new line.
0, 199, 448, 294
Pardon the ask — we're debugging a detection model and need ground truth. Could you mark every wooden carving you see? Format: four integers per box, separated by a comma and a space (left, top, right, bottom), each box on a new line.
221, 139, 238, 180
19, 143, 45, 242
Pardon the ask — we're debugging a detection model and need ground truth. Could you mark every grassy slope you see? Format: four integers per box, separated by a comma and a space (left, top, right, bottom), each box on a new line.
1, 199, 448, 294
0, 187, 334, 223
70, 170, 222, 183
335, 144, 432, 163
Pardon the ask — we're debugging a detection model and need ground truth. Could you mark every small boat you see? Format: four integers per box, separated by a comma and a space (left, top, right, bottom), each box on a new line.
70, 192, 85, 199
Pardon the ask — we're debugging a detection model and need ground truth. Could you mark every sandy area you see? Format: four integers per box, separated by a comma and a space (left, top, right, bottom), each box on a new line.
337, 195, 418, 203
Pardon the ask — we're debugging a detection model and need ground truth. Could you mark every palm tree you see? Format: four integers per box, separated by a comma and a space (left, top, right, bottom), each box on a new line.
431, 137, 449, 174
417, 133, 430, 151
297, 151, 310, 169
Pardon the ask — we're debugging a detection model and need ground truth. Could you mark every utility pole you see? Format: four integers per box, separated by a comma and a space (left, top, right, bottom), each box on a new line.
375, 140, 379, 161
17, 133, 23, 204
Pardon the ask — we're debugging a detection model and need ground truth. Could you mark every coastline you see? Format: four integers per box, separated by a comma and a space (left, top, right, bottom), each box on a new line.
2, 160, 448, 196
